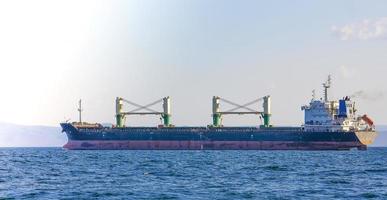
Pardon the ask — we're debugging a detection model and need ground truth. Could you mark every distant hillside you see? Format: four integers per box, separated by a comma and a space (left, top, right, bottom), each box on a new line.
0, 123, 66, 147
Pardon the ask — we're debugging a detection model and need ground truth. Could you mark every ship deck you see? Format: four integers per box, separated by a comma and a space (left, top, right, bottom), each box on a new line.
77, 126, 304, 133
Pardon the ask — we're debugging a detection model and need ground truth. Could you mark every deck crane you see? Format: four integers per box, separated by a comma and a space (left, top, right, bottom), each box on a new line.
115, 96, 171, 128
212, 96, 271, 127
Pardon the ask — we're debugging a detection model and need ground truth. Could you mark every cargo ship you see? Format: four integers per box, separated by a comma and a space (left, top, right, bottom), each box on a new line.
61, 76, 377, 150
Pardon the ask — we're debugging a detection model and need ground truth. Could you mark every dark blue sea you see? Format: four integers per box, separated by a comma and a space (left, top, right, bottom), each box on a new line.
1, 148, 387, 199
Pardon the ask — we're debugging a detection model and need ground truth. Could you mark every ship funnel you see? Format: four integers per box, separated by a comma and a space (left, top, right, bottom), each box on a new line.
338, 99, 347, 117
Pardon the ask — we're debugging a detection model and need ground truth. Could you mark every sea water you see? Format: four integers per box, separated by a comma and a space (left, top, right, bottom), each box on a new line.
1, 148, 387, 199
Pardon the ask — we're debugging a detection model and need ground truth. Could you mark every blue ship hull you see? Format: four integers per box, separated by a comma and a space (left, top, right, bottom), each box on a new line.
60, 123, 377, 150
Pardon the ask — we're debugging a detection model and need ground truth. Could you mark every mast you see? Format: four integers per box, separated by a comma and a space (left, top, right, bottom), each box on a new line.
162, 96, 171, 126
323, 75, 331, 102
263, 96, 271, 127
212, 96, 221, 127
116, 97, 124, 127
78, 99, 83, 123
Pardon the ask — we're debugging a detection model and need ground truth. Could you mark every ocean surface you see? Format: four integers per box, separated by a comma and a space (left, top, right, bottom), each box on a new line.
1, 148, 387, 199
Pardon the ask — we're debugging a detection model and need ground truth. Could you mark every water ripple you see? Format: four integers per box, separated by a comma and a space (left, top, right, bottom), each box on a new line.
0, 148, 386, 199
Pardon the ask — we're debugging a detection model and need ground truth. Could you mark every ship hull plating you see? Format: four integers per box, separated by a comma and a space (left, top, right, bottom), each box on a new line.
64, 140, 366, 150
61, 123, 376, 150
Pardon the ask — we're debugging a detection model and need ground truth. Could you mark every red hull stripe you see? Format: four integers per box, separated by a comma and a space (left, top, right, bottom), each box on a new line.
64, 140, 365, 150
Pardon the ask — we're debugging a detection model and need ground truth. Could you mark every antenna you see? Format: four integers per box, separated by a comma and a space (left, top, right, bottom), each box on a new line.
322, 75, 331, 102
78, 99, 83, 123
312, 89, 316, 100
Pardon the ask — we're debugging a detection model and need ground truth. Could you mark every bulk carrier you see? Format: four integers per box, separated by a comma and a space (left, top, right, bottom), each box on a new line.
61, 77, 377, 150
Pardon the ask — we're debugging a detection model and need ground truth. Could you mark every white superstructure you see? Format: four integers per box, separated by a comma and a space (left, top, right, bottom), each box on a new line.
301, 76, 375, 132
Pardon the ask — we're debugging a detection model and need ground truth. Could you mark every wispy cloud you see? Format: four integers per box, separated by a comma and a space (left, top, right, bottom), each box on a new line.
338, 65, 356, 79
332, 17, 387, 40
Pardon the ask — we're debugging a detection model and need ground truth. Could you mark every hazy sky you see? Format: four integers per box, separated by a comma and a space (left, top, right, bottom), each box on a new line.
0, 0, 386, 127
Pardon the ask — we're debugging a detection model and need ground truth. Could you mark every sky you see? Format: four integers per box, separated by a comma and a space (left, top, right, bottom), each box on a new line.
0, 0, 387, 127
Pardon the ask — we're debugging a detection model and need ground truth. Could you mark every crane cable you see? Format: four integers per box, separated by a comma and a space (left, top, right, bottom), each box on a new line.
220, 97, 264, 113
121, 98, 163, 113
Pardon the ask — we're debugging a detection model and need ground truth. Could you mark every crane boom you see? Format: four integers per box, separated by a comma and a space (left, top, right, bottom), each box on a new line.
115, 97, 171, 127
212, 96, 271, 127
